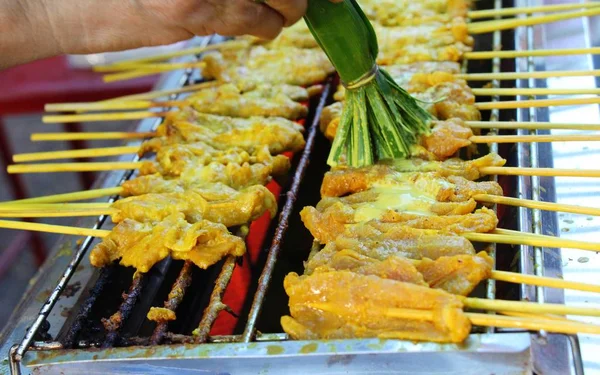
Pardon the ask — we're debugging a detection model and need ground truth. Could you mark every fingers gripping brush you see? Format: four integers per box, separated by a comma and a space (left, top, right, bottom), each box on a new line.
304, 0, 433, 167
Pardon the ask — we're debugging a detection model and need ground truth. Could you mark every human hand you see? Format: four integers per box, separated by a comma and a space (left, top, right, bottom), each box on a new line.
1, 0, 344, 69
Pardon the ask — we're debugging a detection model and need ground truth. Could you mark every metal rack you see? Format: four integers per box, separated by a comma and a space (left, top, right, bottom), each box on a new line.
1, 0, 597, 373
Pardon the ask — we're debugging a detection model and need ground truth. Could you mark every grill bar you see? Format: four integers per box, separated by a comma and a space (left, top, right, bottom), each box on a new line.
194, 255, 238, 343
62, 265, 116, 348
241, 81, 332, 343
150, 261, 194, 345
101, 272, 146, 348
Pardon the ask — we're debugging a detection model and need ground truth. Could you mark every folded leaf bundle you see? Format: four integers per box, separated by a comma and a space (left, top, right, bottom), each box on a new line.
305, 0, 433, 167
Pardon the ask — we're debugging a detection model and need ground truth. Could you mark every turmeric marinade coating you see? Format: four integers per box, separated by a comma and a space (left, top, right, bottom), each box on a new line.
201, 46, 335, 90
111, 185, 277, 228
302, 203, 498, 244
281, 270, 471, 343
305, 248, 493, 297
359, 0, 470, 26
90, 213, 246, 273
186, 83, 309, 120
313, 224, 477, 262
320, 155, 505, 198
144, 109, 306, 155
375, 19, 473, 65
138, 143, 291, 187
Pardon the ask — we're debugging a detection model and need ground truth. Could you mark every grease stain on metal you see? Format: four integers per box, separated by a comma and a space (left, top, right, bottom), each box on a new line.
300, 343, 318, 354
56, 241, 73, 258
266, 345, 284, 355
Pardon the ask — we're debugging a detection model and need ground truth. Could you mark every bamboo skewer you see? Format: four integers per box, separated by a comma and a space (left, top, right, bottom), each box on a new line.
13, 146, 141, 163
94, 40, 250, 71
472, 88, 600, 96
100, 82, 217, 105
42, 111, 170, 124
103, 62, 207, 83
475, 194, 600, 216
475, 97, 600, 110
463, 297, 600, 317
468, 8, 600, 34
0, 220, 109, 237
491, 271, 600, 294
498, 311, 572, 322
31, 132, 156, 142
45, 100, 187, 113
309, 303, 600, 335
468, 2, 600, 19
480, 166, 600, 178
0, 209, 117, 218
7, 162, 143, 174
466, 121, 600, 130
470, 134, 600, 144
15, 132, 600, 162
100, 62, 207, 73
0, 187, 123, 205
464, 47, 600, 60
465, 313, 600, 335
457, 69, 600, 81
100, 81, 220, 102
464, 232, 600, 252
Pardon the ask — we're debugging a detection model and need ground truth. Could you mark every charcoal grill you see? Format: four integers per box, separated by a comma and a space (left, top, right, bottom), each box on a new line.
1, 0, 597, 373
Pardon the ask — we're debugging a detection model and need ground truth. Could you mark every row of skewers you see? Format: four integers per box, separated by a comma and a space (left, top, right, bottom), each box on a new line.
278, 0, 600, 342
1, 0, 600, 342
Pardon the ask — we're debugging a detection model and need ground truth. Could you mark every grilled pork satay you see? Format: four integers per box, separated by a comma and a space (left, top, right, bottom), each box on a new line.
302, 203, 497, 244
186, 83, 309, 120
420, 119, 474, 160
201, 46, 335, 90
305, 248, 429, 286
320, 161, 504, 198
139, 142, 290, 180
320, 154, 506, 194
376, 19, 473, 65
90, 213, 246, 273
139, 144, 290, 188
305, 248, 493, 297
281, 270, 471, 343
359, 0, 470, 26
141, 109, 305, 155
140, 158, 290, 189
416, 252, 494, 296
120, 174, 267, 197
317, 224, 476, 260
125, 147, 290, 192
110, 185, 277, 228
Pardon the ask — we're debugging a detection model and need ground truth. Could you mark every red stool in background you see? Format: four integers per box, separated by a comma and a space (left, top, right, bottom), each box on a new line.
0, 56, 156, 271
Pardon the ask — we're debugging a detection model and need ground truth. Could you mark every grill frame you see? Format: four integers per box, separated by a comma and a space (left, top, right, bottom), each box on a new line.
1, 0, 591, 372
